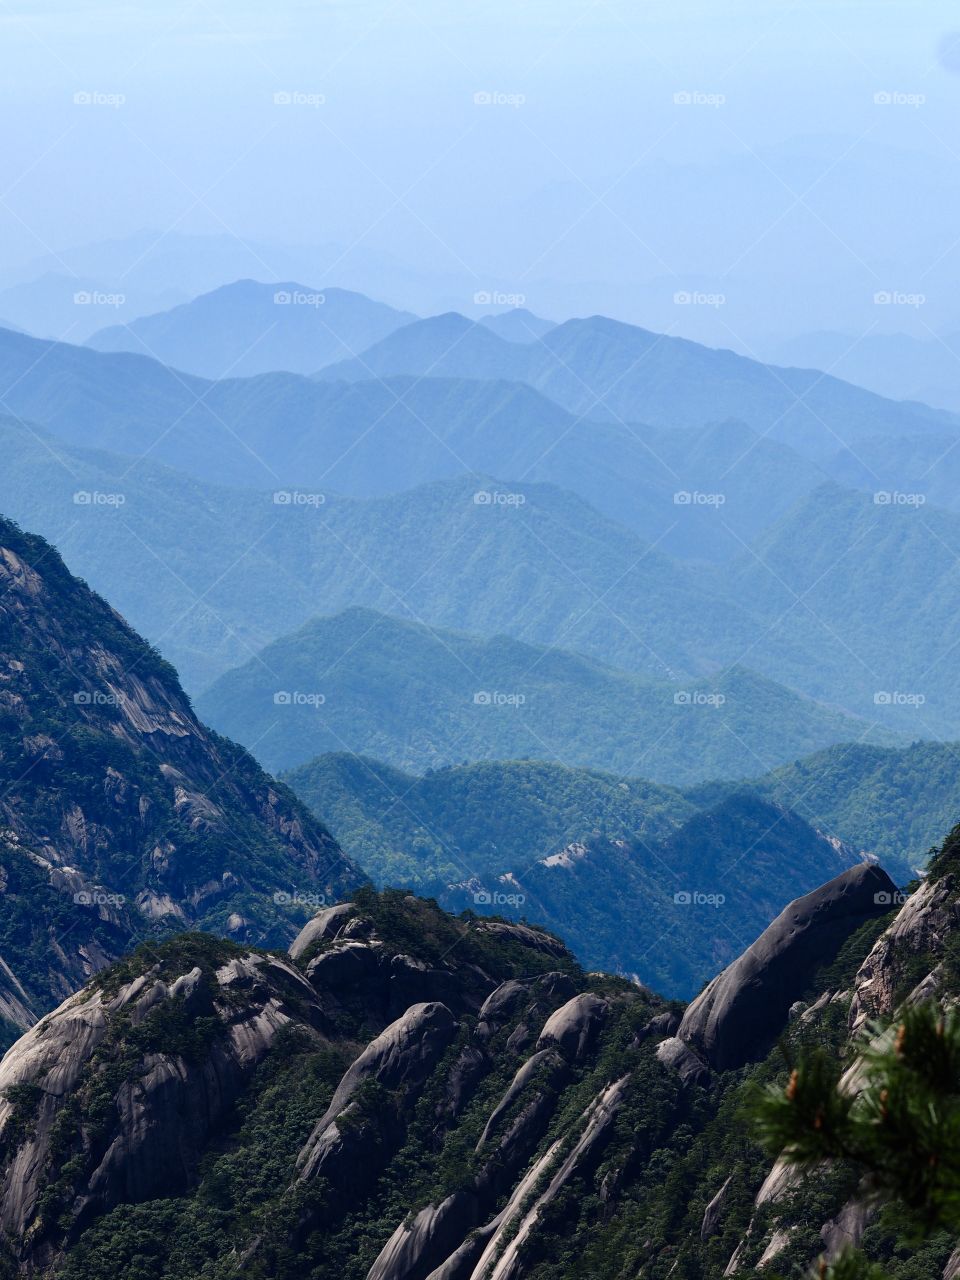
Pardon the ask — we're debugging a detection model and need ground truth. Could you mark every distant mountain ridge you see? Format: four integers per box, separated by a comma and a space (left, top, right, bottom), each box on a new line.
4, 410, 960, 743
315, 311, 960, 458
86, 279, 416, 377
0, 325, 838, 561
282, 753, 876, 997
195, 606, 897, 784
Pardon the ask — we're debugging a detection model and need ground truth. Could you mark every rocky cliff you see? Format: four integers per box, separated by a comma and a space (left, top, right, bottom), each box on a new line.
0, 515, 362, 1032
0, 859, 946, 1280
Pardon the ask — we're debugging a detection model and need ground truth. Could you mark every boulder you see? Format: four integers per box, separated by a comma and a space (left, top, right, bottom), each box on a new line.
679, 864, 898, 1069
536, 993, 607, 1059
656, 1037, 709, 1087
701, 1174, 733, 1240
298, 1002, 456, 1181
366, 1191, 482, 1280
475, 1048, 567, 1150
289, 902, 356, 959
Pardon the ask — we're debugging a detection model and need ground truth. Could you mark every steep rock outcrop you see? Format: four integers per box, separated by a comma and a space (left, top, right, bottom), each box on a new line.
679, 863, 897, 1069
289, 902, 357, 959
297, 1002, 458, 1182
849, 874, 960, 1031
0, 515, 362, 1016
536, 992, 608, 1059
0, 938, 322, 1267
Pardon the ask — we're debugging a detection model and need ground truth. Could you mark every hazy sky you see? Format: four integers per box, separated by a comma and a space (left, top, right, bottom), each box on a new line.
3, 1, 960, 341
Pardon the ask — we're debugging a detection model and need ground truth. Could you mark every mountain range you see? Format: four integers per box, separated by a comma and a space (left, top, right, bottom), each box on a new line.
86, 280, 416, 378
315, 312, 960, 459
281, 752, 884, 996
0, 848, 948, 1278
0, 512, 362, 1038
195, 606, 893, 783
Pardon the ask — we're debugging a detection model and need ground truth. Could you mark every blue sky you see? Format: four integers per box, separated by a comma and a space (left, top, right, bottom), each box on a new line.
2, 1, 959, 343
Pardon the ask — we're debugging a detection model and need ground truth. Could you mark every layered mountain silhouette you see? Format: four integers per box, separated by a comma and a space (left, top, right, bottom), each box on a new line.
281, 752, 885, 996
86, 279, 415, 377
195, 607, 894, 783
316, 312, 960, 457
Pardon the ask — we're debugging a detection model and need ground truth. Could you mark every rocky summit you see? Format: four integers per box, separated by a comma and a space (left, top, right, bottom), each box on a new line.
0, 855, 951, 1279
0, 516, 362, 1038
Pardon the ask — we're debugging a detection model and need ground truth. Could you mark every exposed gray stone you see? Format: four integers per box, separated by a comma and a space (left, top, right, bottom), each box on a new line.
289, 903, 356, 959
679, 864, 897, 1069
656, 1036, 710, 1087
536, 993, 608, 1059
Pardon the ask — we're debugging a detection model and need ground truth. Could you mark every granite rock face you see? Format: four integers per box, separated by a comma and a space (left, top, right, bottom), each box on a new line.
678, 863, 897, 1069
297, 1002, 458, 1182
0, 944, 321, 1268
0, 515, 362, 1019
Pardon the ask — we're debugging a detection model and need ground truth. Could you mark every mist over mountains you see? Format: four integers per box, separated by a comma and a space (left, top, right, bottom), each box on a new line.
6, 6, 960, 1278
